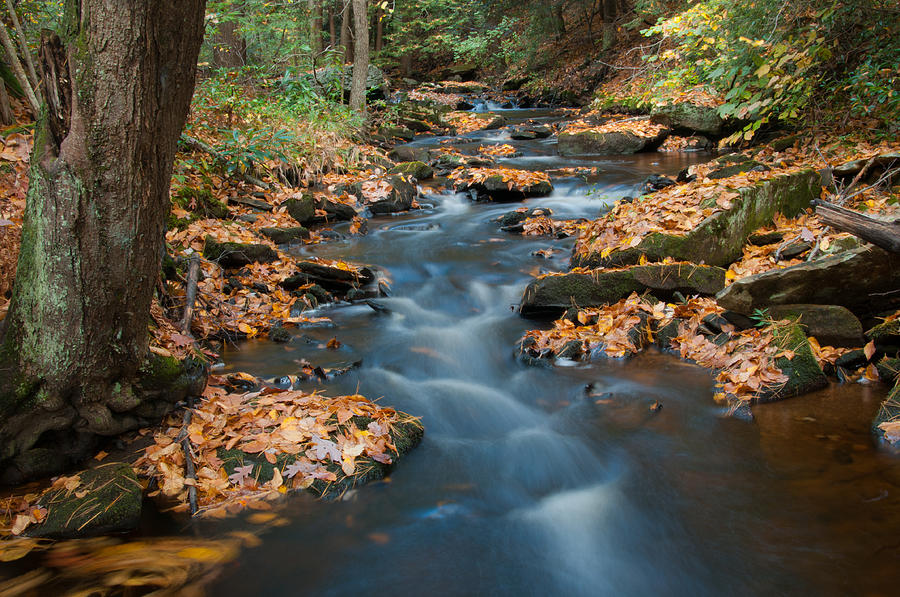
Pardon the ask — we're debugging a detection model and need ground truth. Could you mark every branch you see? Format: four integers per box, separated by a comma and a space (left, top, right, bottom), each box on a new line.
0, 20, 39, 115
4, 0, 40, 95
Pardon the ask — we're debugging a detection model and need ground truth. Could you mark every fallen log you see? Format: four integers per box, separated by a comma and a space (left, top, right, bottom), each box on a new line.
812, 199, 900, 254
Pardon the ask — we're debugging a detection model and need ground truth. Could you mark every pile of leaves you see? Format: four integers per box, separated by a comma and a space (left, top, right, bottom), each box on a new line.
479, 144, 518, 157
563, 115, 668, 139
0, 130, 32, 321
444, 112, 498, 134
407, 89, 462, 107
521, 294, 806, 404
573, 161, 811, 262
520, 216, 585, 238
137, 380, 422, 517
449, 167, 550, 190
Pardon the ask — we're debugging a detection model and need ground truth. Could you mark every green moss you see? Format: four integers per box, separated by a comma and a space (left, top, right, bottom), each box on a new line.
756, 322, 828, 402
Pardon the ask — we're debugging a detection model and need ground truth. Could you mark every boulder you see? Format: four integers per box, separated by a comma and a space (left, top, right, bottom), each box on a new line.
716, 245, 900, 318
573, 170, 821, 269
217, 414, 423, 499
305, 64, 388, 100
281, 262, 375, 293
378, 126, 415, 142
765, 304, 864, 347
388, 145, 430, 163
203, 236, 277, 268
260, 226, 310, 245
707, 160, 770, 180
388, 161, 433, 180
873, 377, 900, 444
497, 207, 552, 232
456, 172, 553, 202
285, 193, 316, 224
558, 128, 667, 156
368, 176, 418, 215
650, 102, 724, 136
519, 263, 726, 318
313, 197, 357, 222
640, 175, 677, 195
472, 113, 506, 130
510, 124, 553, 140
229, 195, 273, 211
26, 463, 142, 539
753, 323, 828, 403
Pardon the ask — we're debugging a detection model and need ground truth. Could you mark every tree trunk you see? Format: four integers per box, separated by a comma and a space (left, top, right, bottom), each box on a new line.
328, 4, 336, 49
4, 0, 40, 93
348, 0, 369, 113
213, 18, 246, 68
374, 6, 384, 52
601, 0, 618, 51
0, 81, 12, 125
308, 0, 323, 55
340, 0, 352, 63
0, 20, 40, 115
0, 0, 207, 483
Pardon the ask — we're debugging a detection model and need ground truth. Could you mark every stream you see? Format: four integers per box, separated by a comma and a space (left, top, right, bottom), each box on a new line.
207, 108, 900, 596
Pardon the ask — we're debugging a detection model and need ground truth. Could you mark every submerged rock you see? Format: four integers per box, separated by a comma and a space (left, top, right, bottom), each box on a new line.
203, 236, 277, 268
519, 263, 726, 318
26, 463, 142, 539
716, 245, 900, 318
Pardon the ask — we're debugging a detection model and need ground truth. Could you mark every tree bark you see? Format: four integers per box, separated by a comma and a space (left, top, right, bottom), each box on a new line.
340, 0, 352, 63
308, 0, 323, 55
374, 5, 384, 52
813, 199, 900, 254
328, 3, 336, 48
0, 80, 12, 125
212, 18, 246, 68
0, 20, 39, 115
0, 0, 207, 483
349, 0, 369, 113
4, 0, 40, 93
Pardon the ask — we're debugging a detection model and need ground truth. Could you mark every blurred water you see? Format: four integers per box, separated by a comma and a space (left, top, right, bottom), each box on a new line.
209, 111, 900, 597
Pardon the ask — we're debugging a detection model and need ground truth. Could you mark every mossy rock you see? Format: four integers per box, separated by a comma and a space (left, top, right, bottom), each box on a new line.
456, 173, 553, 202
519, 263, 726, 319
379, 126, 415, 142
260, 226, 309, 245
867, 317, 900, 345
202, 236, 278, 268
285, 193, 316, 225
368, 175, 418, 215
650, 102, 724, 136
558, 129, 665, 156
26, 463, 142, 539
875, 357, 900, 383
172, 186, 230, 220
766, 304, 864, 348
753, 323, 828, 403
707, 160, 769, 180
575, 170, 821, 269
717, 245, 900, 318
388, 161, 434, 180
218, 415, 423, 500
872, 378, 900, 443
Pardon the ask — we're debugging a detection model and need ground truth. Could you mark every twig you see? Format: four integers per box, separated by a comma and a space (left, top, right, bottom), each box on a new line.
175, 406, 199, 515
774, 233, 799, 262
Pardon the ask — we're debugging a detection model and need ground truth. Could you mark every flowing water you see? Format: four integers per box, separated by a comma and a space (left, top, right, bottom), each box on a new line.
208, 109, 900, 596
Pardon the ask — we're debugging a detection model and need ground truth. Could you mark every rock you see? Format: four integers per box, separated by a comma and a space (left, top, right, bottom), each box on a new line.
368, 176, 418, 215
388, 161, 433, 180
285, 193, 316, 224
26, 463, 142, 539
510, 124, 553, 140
650, 102, 724, 136
388, 145, 430, 163
304, 64, 388, 100
217, 414, 423, 499
716, 245, 900, 318
313, 197, 357, 222
519, 263, 726, 318
378, 126, 415, 142
876, 357, 900, 383
455, 172, 553, 202
456, 99, 475, 110
866, 315, 900, 346
399, 118, 432, 133
431, 153, 495, 175
260, 226, 309, 245
171, 186, 230, 221
707, 160, 770, 180
833, 152, 900, 178
269, 326, 292, 343
765, 304, 864, 347
835, 349, 868, 370
640, 175, 677, 195
229, 195, 273, 211
203, 236, 277, 268
497, 207, 552, 232
473, 113, 506, 130
722, 310, 757, 330
753, 323, 828, 403
558, 127, 668, 156
872, 377, 900, 444
771, 134, 800, 152
778, 239, 812, 260
281, 262, 375, 293
574, 170, 821, 269
749, 231, 784, 246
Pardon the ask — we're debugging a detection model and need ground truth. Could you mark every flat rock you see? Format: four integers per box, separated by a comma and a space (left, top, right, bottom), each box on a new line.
203, 236, 277, 268
388, 161, 434, 180
574, 170, 820, 269
519, 263, 726, 318
260, 226, 309, 245
716, 245, 900, 318
229, 195, 274, 211
765, 304, 864, 347
26, 463, 142, 539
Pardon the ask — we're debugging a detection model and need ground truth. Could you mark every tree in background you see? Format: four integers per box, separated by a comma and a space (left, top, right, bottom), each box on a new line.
0, 0, 206, 482
348, 0, 369, 112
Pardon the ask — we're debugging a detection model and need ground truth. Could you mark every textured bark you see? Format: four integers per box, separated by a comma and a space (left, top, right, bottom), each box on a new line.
349, 0, 369, 113
308, 0, 323, 55
212, 18, 246, 68
340, 0, 352, 63
0, 0, 206, 481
